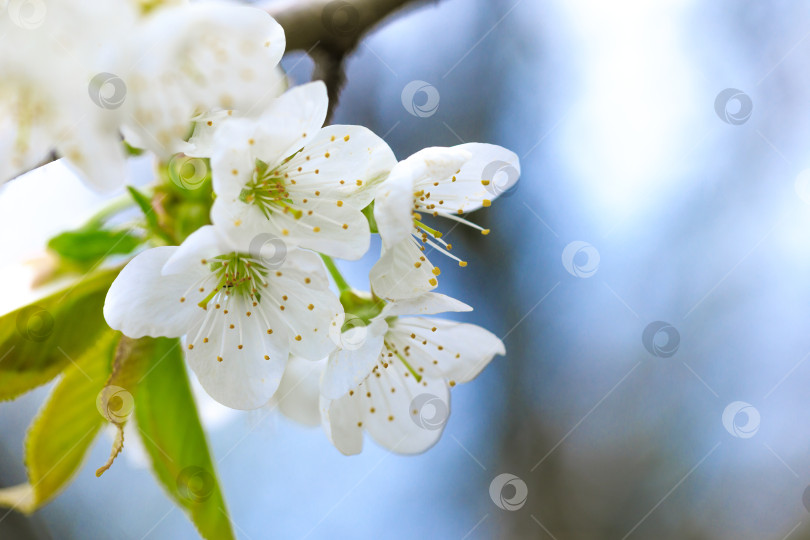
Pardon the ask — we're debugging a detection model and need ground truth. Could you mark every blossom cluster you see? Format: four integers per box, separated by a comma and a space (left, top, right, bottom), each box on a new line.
4, 0, 520, 455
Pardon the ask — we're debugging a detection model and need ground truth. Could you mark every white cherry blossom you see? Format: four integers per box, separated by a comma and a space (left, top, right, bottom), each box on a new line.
318, 292, 505, 455
370, 143, 520, 300
121, 2, 288, 157
209, 81, 397, 260
0, 0, 137, 190
104, 225, 342, 409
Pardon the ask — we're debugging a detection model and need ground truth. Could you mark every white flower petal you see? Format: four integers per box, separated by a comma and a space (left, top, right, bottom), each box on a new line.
273, 273, 342, 361
251, 81, 328, 165
185, 296, 289, 410
162, 225, 230, 275
283, 124, 397, 210
320, 392, 364, 455
123, 4, 287, 157
356, 361, 451, 454
418, 143, 520, 214
388, 318, 505, 383
266, 197, 372, 260
210, 194, 278, 251
0, 128, 50, 186
209, 118, 258, 197
104, 247, 208, 338
211, 176, 373, 260
184, 110, 233, 159
0, 0, 134, 190
59, 127, 128, 192
0, 86, 57, 185
373, 163, 416, 249
185, 67, 288, 157
272, 248, 331, 290
274, 355, 326, 427
379, 292, 472, 318
321, 319, 387, 400
370, 238, 437, 301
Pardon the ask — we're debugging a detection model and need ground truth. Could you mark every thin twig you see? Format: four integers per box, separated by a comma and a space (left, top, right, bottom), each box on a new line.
269, 0, 434, 121
268, 0, 431, 53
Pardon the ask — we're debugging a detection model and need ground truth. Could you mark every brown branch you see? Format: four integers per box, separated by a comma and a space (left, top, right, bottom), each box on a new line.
268, 0, 431, 53
309, 45, 348, 122
268, 0, 434, 121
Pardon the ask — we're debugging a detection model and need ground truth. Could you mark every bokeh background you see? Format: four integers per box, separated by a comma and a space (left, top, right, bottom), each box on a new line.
4, 0, 810, 538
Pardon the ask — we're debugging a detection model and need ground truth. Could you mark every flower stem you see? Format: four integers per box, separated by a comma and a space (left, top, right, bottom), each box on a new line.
320, 254, 351, 294
84, 194, 135, 229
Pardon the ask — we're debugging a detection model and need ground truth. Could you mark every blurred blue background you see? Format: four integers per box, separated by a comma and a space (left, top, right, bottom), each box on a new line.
4, 0, 810, 538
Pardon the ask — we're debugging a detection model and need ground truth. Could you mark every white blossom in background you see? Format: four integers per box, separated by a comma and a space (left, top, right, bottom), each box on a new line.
0, 0, 288, 190
370, 144, 520, 300
0, 0, 137, 190
210, 81, 397, 260
104, 225, 342, 410
311, 292, 505, 455
120, 2, 288, 157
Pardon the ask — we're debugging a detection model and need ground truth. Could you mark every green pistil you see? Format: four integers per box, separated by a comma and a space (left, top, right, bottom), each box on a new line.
238, 158, 296, 219
277, 201, 303, 219
197, 254, 267, 309
197, 287, 220, 310
391, 346, 422, 383
414, 219, 443, 238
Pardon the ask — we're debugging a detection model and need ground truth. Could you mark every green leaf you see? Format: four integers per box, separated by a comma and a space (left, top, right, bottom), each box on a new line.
48, 229, 141, 263
134, 338, 236, 540
127, 186, 158, 228
0, 268, 120, 401
127, 186, 174, 245
0, 330, 119, 513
